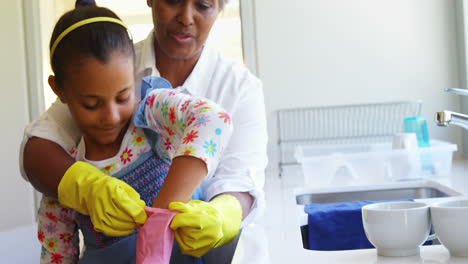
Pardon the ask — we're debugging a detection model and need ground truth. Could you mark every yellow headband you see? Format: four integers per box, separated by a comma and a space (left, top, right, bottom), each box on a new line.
50, 17, 132, 63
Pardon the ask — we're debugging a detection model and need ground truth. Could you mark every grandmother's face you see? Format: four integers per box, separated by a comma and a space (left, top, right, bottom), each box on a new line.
150, 0, 219, 61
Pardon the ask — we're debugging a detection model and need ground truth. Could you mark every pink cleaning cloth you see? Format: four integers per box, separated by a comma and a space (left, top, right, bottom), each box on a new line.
136, 207, 178, 264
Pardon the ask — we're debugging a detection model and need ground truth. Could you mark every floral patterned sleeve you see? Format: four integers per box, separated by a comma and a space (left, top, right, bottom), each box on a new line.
37, 196, 79, 264
139, 88, 233, 175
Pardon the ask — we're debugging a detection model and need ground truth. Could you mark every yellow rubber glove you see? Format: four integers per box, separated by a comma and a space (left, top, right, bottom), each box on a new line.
58, 161, 147, 236
168, 194, 242, 257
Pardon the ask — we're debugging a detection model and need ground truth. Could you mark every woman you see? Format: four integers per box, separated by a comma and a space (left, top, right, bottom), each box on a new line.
21, 0, 268, 262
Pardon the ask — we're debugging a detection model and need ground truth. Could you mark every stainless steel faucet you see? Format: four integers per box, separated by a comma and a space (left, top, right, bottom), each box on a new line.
435, 88, 468, 130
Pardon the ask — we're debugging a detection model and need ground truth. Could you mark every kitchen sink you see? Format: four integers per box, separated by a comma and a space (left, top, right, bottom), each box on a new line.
294, 180, 462, 251
296, 186, 454, 205
295, 180, 461, 205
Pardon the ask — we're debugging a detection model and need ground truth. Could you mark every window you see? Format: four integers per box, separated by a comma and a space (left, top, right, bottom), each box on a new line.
41, 0, 248, 108
102, 0, 245, 63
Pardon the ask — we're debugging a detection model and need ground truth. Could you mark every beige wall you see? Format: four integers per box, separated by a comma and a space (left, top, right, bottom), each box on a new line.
54, 0, 75, 19
41, 0, 75, 108
0, 1, 35, 231
255, 0, 463, 176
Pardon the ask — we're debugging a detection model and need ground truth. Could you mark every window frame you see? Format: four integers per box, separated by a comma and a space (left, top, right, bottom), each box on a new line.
455, 0, 468, 156
239, 0, 259, 76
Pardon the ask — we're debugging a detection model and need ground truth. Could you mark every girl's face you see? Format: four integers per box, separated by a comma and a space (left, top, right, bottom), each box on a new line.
50, 52, 135, 148
151, 0, 219, 61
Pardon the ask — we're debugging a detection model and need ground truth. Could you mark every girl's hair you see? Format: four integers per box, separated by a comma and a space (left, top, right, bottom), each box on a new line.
50, 0, 135, 87
75, 0, 96, 8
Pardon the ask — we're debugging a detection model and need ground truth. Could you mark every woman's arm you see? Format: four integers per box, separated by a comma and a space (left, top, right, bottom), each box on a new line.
23, 137, 74, 197
20, 99, 80, 195
223, 192, 253, 220
22, 101, 147, 236
201, 76, 268, 222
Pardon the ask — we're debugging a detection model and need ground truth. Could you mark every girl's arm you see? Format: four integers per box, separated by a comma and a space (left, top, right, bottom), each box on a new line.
137, 89, 233, 208
153, 155, 207, 209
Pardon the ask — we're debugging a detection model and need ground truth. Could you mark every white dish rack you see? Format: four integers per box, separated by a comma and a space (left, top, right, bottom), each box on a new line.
277, 100, 422, 175
295, 140, 457, 186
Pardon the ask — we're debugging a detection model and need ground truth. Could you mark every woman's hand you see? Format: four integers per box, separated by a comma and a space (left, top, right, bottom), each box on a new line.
58, 161, 147, 236
168, 194, 242, 257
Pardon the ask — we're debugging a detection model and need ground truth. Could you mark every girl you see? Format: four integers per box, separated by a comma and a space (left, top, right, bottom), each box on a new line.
37, 2, 237, 264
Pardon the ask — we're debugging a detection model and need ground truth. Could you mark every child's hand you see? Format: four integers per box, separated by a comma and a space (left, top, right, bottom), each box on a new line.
168, 194, 242, 257
58, 161, 147, 236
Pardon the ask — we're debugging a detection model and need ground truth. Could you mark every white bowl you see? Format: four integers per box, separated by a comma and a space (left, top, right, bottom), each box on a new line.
362, 201, 432, 257
430, 199, 468, 257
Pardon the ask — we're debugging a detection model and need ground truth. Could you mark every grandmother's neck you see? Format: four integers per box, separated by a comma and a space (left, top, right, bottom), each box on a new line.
154, 42, 201, 88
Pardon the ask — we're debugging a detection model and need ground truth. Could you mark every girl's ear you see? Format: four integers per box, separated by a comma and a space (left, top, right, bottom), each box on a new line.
48, 75, 67, 104
147, 0, 152, 7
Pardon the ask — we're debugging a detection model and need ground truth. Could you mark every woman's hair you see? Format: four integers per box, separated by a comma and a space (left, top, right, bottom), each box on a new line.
146, 0, 230, 10
218, 0, 230, 10
50, 0, 135, 87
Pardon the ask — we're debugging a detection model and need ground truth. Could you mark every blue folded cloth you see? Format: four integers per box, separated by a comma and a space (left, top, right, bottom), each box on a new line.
304, 199, 414, 251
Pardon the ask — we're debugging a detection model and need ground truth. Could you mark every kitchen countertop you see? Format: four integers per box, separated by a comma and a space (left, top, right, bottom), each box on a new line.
233, 159, 468, 264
